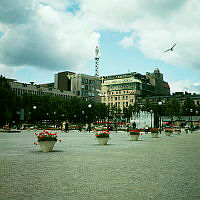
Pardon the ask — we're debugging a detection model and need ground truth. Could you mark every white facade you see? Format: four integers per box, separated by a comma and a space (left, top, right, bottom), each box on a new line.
9, 80, 75, 99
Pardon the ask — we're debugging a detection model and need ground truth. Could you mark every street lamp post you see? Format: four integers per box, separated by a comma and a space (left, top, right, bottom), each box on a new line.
33, 106, 37, 127
158, 102, 162, 132
150, 110, 153, 128
88, 104, 92, 132
190, 108, 193, 128
114, 110, 117, 133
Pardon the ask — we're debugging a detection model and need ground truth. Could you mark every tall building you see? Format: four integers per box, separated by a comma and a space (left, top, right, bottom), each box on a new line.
146, 68, 170, 96
71, 73, 101, 102
100, 68, 170, 111
54, 71, 101, 102
54, 71, 75, 91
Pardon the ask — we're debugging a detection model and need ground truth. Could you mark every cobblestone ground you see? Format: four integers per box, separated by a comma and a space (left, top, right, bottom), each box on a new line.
0, 130, 200, 200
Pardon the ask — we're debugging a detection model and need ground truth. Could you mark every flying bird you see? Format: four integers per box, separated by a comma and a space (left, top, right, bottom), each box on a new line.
164, 43, 176, 53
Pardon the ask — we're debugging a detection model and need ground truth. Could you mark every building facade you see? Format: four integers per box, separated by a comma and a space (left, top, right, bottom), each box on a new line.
8, 79, 75, 99
54, 71, 101, 102
101, 68, 170, 111
101, 75, 142, 111
71, 73, 101, 102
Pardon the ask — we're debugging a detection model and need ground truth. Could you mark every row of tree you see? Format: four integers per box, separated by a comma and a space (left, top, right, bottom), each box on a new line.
0, 76, 110, 127
1, 75, 199, 128
123, 98, 200, 120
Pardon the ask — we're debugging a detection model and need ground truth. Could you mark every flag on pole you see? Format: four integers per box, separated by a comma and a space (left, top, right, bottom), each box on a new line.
67, 73, 70, 79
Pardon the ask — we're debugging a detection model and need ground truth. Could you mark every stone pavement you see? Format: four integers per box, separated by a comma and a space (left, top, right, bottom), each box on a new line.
0, 130, 200, 200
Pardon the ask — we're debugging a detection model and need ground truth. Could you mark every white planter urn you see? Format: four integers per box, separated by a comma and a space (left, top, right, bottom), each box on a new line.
97, 137, 109, 145
38, 141, 57, 152
130, 134, 140, 141
151, 132, 159, 138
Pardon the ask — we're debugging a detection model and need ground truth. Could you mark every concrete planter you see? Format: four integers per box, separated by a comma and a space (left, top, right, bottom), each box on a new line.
97, 137, 109, 145
38, 141, 57, 152
130, 134, 140, 141
151, 132, 159, 138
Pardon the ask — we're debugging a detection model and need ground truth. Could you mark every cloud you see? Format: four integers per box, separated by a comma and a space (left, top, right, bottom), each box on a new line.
0, 64, 22, 79
170, 80, 200, 94
0, 0, 200, 76
80, 0, 200, 71
119, 34, 135, 48
0, 0, 35, 24
0, 0, 100, 71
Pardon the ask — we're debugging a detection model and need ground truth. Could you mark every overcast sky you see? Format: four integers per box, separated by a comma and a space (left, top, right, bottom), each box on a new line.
0, 0, 200, 94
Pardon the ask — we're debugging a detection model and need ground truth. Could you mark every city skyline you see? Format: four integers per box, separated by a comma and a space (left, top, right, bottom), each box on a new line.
0, 0, 200, 94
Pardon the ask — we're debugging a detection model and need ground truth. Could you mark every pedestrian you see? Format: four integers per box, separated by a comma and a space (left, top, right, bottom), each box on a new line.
88, 123, 91, 132
65, 122, 69, 132
132, 121, 136, 129
145, 125, 149, 134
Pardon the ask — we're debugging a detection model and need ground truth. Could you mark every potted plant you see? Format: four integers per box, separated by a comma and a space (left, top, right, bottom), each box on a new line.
129, 129, 140, 141
164, 128, 173, 136
34, 130, 61, 152
95, 129, 110, 145
150, 128, 159, 138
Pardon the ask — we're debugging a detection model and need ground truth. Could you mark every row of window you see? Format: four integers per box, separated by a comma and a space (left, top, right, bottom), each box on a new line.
106, 90, 131, 95
108, 101, 129, 107
81, 91, 95, 97
81, 84, 95, 91
81, 79, 95, 85
107, 96, 129, 101
11, 88, 72, 99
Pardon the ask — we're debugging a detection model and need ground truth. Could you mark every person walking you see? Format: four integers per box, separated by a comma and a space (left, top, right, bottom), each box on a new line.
65, 122, 69, 133
132, 121, 136, 129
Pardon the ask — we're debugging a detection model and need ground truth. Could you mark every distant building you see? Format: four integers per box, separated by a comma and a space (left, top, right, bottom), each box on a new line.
54, 71, 101, 102
71, 73, 101, 102
100, 68, 170, 111
8, 79, 75, 99
54, 71, 75, 91
138, 92, 200, 106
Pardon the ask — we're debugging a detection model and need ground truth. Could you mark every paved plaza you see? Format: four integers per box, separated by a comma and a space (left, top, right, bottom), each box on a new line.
0, 130, 200, 200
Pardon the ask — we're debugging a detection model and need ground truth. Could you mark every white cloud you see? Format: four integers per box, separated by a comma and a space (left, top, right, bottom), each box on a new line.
119, 34, 135, 48
80, 0, 200, 71
0, 0, 100, 72
0, 0, 200, 77
170, 80, 200, 94
0, 64, 23, 79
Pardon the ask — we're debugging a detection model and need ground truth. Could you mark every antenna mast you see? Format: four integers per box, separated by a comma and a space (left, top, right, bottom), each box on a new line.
95, 46, 100, 77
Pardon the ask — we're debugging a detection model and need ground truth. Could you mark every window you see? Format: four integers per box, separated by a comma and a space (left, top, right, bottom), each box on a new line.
126, 102, 128, 107
115, 97, 117, 100
126, 96, 128, 100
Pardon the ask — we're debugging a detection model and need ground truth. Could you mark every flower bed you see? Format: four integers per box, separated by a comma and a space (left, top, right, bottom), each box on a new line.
164, 128, 173, 133
129, 129, 140, 135
150, 128, 159, 133
95, 129, 110, 138
35, 130, 58, 141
